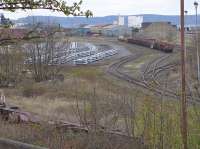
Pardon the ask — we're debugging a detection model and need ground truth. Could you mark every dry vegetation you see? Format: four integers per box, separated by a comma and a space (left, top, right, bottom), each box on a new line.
2, 63, 200, 149
0, 35, 200, 149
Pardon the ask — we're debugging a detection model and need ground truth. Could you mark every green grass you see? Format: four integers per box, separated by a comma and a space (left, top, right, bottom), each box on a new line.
69, 66, 103, 81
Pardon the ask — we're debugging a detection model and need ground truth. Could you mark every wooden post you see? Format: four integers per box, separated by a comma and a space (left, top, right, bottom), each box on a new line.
180, 0, 188, 148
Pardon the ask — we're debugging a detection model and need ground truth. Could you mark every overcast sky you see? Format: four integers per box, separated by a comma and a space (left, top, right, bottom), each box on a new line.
0, 0, 195, 19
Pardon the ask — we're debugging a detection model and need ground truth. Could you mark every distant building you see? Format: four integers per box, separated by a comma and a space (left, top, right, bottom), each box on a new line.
128, 16, 143, 28
141, 22, 154, 29
138, 22, 178, 42
141, 22, 176, 30
189, 26, 200, 33
118, 16, 125, 26
102, 24, 131, 37
113, 21, 118, 25
13, 23, 28, 28
70, 28, 90, 36
89, 24, 112, 35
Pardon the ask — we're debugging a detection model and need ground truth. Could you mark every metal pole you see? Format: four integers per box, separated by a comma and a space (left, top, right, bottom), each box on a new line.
180, 0, 187, 149
194, 2, 200, 81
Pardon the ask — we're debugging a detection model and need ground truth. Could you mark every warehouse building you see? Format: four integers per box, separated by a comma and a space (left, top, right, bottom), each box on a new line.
137, 22, 178, 43
101, 24, 132, 37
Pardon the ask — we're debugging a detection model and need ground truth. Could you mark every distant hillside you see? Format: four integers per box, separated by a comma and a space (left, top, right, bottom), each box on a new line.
15, 14, 200, 28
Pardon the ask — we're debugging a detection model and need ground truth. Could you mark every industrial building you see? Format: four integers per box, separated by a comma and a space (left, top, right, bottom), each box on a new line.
137, 22, 178, 42
101, 24, 132, 37
65, 15, 145, 38
128, 16, 143, 28
118, 16, 125, 26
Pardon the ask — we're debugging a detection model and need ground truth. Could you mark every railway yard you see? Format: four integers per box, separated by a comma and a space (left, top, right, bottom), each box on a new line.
1, 37, 182, 124
1, 36, 199, 148
0, 0, 199, 148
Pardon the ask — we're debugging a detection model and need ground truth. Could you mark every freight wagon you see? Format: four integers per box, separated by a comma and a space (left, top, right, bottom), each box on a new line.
120, 38, 174, 53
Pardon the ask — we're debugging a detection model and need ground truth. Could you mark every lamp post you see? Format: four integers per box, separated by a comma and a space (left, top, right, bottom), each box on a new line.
180, 0, 187, 149
194, 1, 200, 81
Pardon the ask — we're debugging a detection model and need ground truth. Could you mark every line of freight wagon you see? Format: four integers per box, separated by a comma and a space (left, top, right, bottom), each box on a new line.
118, 37, 174, 53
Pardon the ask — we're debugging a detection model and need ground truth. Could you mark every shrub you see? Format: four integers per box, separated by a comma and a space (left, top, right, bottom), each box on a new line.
21, 83, 46, 97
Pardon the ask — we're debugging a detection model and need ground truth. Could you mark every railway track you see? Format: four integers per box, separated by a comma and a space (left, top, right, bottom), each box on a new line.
107, 53, 200, 103
142, 55, 170, 84
107, 54, 176, 97
142, 54, 178, 95
107, 54, 147, 88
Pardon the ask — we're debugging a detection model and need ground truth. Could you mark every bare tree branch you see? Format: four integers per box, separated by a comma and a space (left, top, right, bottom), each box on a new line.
0, 0, 92, 17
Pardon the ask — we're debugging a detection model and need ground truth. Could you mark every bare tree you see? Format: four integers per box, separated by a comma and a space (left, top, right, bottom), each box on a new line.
24, 27, 69, 82
0, 45, 24, 87
0, 0, 92, 17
